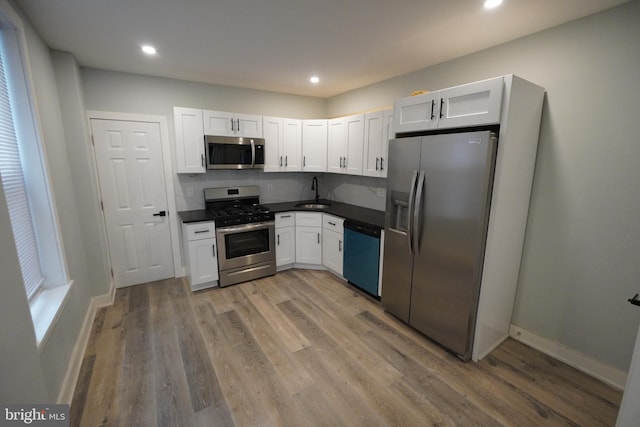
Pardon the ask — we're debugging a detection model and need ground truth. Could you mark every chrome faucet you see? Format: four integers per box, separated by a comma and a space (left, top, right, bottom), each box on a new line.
311, 176, 319, 202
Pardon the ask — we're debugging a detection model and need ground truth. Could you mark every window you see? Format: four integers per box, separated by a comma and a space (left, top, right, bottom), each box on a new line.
0, 42, 44, 299
0, 5, 69, 346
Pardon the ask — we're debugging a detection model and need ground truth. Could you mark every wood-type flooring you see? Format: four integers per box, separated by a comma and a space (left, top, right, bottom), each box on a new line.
71, 269, 622, 426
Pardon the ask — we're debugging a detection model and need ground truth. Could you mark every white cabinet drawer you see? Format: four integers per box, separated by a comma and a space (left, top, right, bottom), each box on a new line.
323, 214, 344, 233
276, 212, 295, 228
185, 222, 216, 241
295, 212, 322, 227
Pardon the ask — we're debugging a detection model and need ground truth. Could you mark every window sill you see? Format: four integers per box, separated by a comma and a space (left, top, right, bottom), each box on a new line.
29, 281, 73, 350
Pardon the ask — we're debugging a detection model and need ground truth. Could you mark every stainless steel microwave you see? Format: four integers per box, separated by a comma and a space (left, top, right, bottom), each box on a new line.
205, 135, 265, 170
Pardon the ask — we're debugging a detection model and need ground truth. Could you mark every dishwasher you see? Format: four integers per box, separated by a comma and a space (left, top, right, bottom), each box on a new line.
343, 220, 381, 297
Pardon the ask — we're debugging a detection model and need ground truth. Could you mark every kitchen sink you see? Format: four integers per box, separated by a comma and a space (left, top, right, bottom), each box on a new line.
294, 202, 331, 209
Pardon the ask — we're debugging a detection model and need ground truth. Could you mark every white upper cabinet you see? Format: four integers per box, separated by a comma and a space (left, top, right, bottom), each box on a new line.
302, 119, 328, 172
327, 117, 345, 174
203, 110, 263, 138
363, 109, 392, 178
264, 117, 302, 172
263, 116, 283, 172
327, 114, 364, 176
394, 92, 439, 133
394, 76, 504, 133
174, 107, 205, 174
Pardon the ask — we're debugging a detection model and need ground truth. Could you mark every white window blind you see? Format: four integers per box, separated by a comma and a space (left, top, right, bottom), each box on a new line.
0, 41, 44, 299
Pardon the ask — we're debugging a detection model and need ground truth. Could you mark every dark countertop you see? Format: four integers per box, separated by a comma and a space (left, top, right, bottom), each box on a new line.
178, 199, 385, 229
264, 199, 385, 229
178, 209, 215, 223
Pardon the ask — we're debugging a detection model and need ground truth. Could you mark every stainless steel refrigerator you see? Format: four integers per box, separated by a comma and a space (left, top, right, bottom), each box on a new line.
382, 130, 497, 360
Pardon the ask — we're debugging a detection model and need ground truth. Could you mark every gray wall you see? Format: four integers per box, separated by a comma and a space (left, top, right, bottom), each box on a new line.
0, 0, 97, 401
328, 2, 640, 372
80, 69, 388, 211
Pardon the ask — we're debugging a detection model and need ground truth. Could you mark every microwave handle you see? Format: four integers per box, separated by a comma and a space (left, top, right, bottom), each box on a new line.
251, 139, 256, 168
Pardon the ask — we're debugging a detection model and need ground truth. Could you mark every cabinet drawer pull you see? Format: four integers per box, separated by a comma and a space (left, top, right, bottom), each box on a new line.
280, 214, 292, 219
194, 229, 210, 234
328, 221, 336, 226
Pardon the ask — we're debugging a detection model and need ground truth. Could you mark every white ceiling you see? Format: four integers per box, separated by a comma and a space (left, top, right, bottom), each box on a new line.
14, 0, 631, 98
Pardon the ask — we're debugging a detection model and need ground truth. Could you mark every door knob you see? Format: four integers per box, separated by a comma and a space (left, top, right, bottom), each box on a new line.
153, 210, 166, 217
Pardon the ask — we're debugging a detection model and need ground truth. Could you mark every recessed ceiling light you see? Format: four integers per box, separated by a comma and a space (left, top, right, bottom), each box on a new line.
309, 76, 320, 84
484, 0, 503, 9
141, 45, 157, 55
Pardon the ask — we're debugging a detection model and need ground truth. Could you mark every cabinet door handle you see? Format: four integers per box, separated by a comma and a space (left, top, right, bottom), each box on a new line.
430, 99, 435, 120
303, 156, 306, 167
277, 234, 280, 245
236, 118, 240, 132
280, 156, 283, 167
285, 156, 288, 167
344, 157, 347, 168
201, 153, 205, 167
339, 240, 342, 252
212, 243, 216, 256
376, 157, 379, 171
230, 117, 235, 131
439, 98, 445, 119
317, 233, 320, 244
380, 157, 384, 171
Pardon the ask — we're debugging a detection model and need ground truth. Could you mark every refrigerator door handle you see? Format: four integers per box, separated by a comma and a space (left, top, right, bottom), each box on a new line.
413, 171, 426, 254
407, 170, 418, 255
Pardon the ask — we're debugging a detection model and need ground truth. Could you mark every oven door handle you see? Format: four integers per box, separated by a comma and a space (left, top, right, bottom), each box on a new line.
216, 221, 274, 235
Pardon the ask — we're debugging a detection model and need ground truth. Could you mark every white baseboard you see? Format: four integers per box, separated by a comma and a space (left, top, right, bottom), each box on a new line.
57, 280, 115, 404
509, 324, 627, 390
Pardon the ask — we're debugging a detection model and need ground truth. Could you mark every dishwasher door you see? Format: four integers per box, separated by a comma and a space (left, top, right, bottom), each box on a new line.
343, 221, 381, 297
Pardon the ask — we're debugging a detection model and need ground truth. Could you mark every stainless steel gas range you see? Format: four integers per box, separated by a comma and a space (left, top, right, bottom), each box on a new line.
205, 186, 276, 287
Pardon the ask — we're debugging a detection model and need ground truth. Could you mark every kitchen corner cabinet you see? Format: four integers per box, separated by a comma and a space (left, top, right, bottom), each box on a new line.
182, 221, 219, 291
394, 76, 504, 133
322, 214, 344, 275
263, 117, 302, 172
295, 212, 322, 266
302, 120, 328, 172
363, 109, 393, 178
327, 114, 364, 175
275, 213, 296, 268
174, 107, 205, 173
203, 110, 263, 138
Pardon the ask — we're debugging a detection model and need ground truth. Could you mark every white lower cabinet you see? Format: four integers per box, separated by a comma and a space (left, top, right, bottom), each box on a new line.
322, 214, 344, 275
295, 212, 322, 266
275, 213, 295, 269
182, 221, 219, 291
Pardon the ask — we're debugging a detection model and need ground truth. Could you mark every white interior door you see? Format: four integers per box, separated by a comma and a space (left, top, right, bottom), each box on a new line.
91, 119, 174, 287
